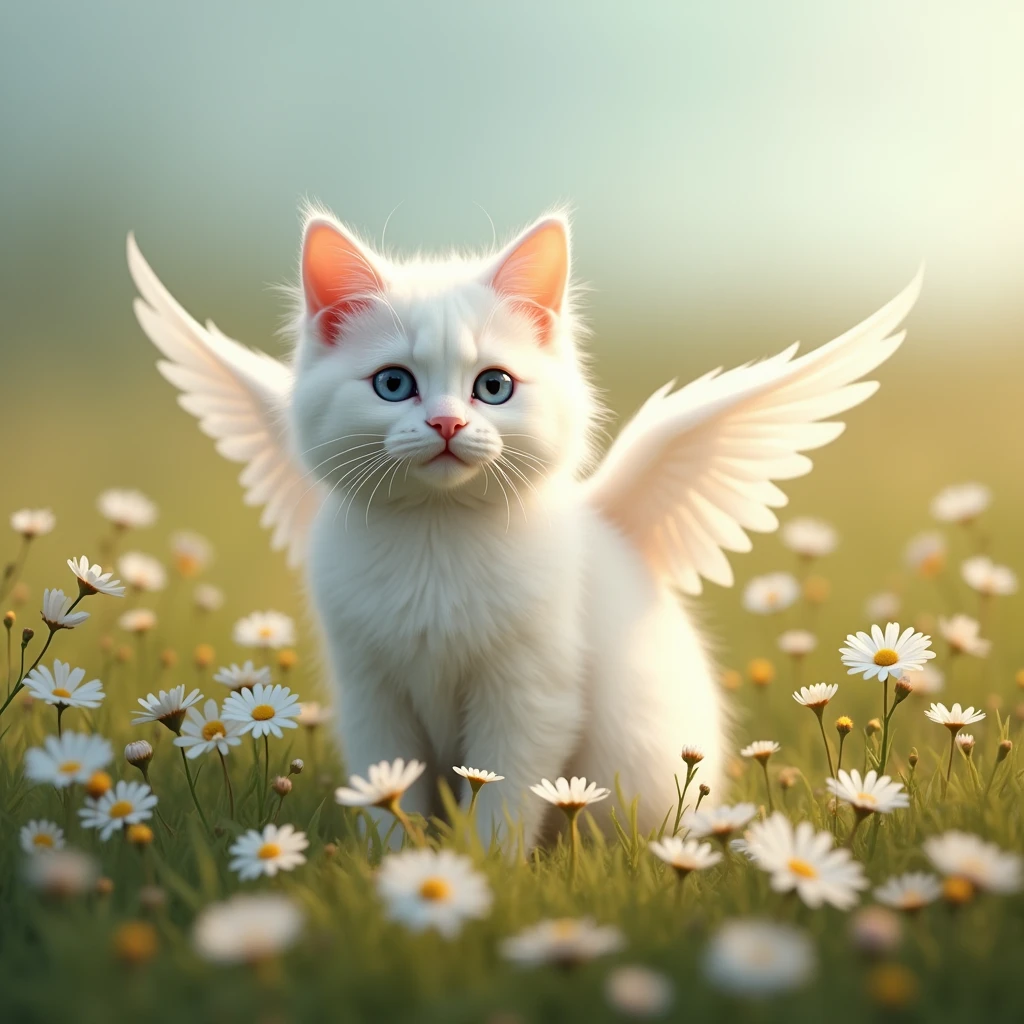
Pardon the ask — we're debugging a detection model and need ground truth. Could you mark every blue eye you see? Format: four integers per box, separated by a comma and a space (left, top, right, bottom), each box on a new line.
372, 366, 417, 402
473, 368, 514, 405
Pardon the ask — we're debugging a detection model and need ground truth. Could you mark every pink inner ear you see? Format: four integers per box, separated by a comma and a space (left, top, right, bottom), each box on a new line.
302, 220, 383, 344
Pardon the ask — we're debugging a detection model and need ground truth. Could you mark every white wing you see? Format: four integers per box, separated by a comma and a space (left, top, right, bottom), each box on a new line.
584, 272, 922, 594
127, 234, 316, 567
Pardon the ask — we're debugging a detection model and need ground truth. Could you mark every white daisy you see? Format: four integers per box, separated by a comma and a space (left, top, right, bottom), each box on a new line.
939, 614, 990, 658
212, 660, 272, 692
19, 820, 66, 854
680, 803, 757, 841
173, 698, 243, 759
742, 573, 800, 615
453, 766, 505, 793
228, 824, 308, 880
792, 683, 838, 711
530, 776, 611, 810
221, 682, 301, 739
680, 744, 705, 767
233, 610, 295, 649
924, 831, 1022, 893
23, 848, 99, 897
23, 660, 104, 709
703, 920, 815, 996
956, 733, 975, 754
297, 701, 332, 728
740, 740, 780, 763
745, 813, 868, 909
961, 555, 1017, 597
170, 531, 212, 577
865, 591, 901, 622
501, 917, 625, 967
193, 582, 225, 612
930, 482, 990, 524
40, 588, 89, 631
604, 965, 674, 1018
924, 702, 986, 731
904, 531, 947, 576
874, 872, 942, 911
780, 517, 837, 558
376, 849, 492, 938
826, 769, 909, 816
117, 552, 167, 593
902, 665, 944, 695
67, 556, 126, 598
648, 836, 722, 876
78, 779, 158, 840
97, 488, 157, 529
24, 731, 113, 788
119, 608, 158, 634
840, 622, 935, 682
335, 758, 426, 808
10, 508, 56, 539
192, 894, 304, 964
132, 684, 203, 732
777, 630, 817, 657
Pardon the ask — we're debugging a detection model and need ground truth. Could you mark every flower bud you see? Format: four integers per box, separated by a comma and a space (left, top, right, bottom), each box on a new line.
698, 783, 711, 797
127, 823, 154, 847
777, 767, 800, 791
289, 758, 304, 775
125, 740, 154, 770
747, 658, 775, 687
272, 775, 293, 797
893, 677, 913, 705
908, 747, 919, 769
21, 627, 34, 645
835, 716, 854, 736
865, 718, 882, 737
956, 734, 975, 756
3, 610, 14, 629
85, 770, 112, 799
113, 920, 158, 966
278, 648, 299, 671
997, 739, 1013, 762
680, 746, 704, 767
323, 842, 338, 858
194, 643, 215, 669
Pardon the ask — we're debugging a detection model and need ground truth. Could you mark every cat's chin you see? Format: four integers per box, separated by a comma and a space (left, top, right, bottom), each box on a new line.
409, 453, 484, 491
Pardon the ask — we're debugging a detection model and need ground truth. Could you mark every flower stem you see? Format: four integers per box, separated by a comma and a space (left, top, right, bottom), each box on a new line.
179, 748, 211, 832
816, 712, 836, 778
760, 761, 774, 812
672, 766, 697, 836
944, 730, 958, 794
385, 796, 425, 847
878, 678, 890, 772
0, 625, 58, 719
568, 809, 581, 886
845, 811, 867, 849
263, 734, 270, 818
219, 750, 235, 819
56, 704, 66, 738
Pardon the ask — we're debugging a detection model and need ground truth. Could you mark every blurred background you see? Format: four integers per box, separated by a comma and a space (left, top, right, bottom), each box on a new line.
2, 1, 1022, 707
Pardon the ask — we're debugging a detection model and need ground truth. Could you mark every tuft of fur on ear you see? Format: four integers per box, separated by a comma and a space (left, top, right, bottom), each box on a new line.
301, 213, 385, 345
489, 215, 570, 344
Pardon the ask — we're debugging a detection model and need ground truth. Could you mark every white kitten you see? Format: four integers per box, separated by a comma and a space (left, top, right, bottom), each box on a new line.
128, 210, 920, 845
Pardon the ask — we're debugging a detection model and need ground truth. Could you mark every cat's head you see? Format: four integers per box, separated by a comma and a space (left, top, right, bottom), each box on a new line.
289, 206, 598, 513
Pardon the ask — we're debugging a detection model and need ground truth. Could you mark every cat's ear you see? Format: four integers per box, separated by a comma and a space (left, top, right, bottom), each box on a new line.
301, 217, 385, 344
489, 216, 570, 344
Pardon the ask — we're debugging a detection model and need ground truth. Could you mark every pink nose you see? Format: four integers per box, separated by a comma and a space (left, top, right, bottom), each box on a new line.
427, 415, 467, 441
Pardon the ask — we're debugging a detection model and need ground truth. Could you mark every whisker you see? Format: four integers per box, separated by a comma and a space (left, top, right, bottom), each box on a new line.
486, 464, 512, 533
491, 460, 527, 523
365, 456, 404, 526
316, 451, 388, 523
296, 433, 387, 458
344, 455, 394, 531
289, 446, 386, 520
498, 455, 540, 499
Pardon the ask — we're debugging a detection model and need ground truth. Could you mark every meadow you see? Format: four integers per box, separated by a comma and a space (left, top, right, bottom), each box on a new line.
2, 333, 1024, 1024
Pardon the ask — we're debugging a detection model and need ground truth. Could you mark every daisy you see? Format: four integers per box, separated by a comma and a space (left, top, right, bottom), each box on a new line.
221, 682, 301, 739
10, 508, 56, 539
703, 920, 815, 996
40, 588, 89, 631
132, 684, 203, 733
23, 849, 99, 897
930, 482, 990, 524
67, 556, 126, 598
648, 836, 722, 877
213, 661, 272, 692
778, 630, 817, 657
19, 820, 66, 854
453, 765, 504, 795
376, 849, 493, 938
904, 531, 947, 577
840, 622, 935, 682
124, 740, 154, 770
117, 552, 167, 593
233, 610, 295, 649
530, 776, 611, 810
228, 824, 308, 880
792, 683, 837, 711
681, 803, 757, 842
780, 517, 837, 558
23, 660, 104, 709
335, 758, 426, 808
297, 701, 332, 728
501, 917, 625, 967
174, 699, 243, 759
119, 608, 157, 634
193, 582, 225, 612
956, 733, 975, 756
170, 531, 212, 577
961, 555, 1017, 597
826, 769, 909, 817
605, 965, 674, 1018
680, 744, 705, 767
924, 702, 987, 731
97, 488, 157, 529
24, 731, 113, 788
865, 591, 901, 621
740, 740, 780, 763
939, 614, 990, 658
924, 831, 1022, 894
902, 665, 943, 695
193, 894, 304, 964
78, 779, 158, 840
742, 573, 800, 615
874, 872, 942, 911
745, 813, 868, 909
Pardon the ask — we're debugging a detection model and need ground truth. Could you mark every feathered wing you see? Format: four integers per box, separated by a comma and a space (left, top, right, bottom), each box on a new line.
583, 272, 923, 595
127, 234, 316, 567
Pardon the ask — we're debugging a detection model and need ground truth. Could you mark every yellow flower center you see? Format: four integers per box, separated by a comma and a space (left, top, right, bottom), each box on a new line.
418, 877, 451, 902
856, 792, 877, 807
175, 553, 200, 577
873, 648, 899, 667
201, 720, 226, 740
919, 552, 944, 578
942, 876, 974, 905
32, 833, 54, 847
51, 687, 72, 699
258, 626, 274, 639
86, 771, 112, 798
258, 842, 281, 860
551, 919, 579, 939
251, 704, 276, 721
787, 857, 818, 879
58, 760, 81, 775
108, 800, 134, 819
